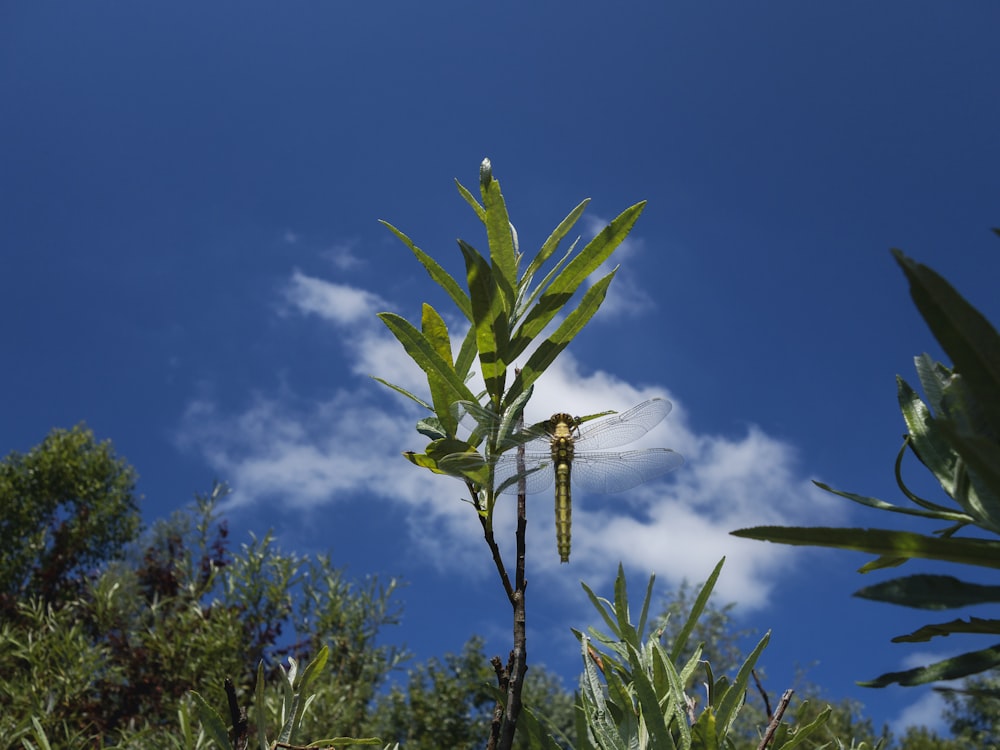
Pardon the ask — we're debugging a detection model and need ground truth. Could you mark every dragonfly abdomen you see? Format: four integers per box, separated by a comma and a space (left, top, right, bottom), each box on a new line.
551, 434, 574, 563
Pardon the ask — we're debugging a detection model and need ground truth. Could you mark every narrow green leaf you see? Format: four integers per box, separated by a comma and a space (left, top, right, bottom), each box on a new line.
580, 581, 622, 640
855, 574, 1000, 610
937, 423, 1000, 532
370, 377, 434, 411
613, 563, 640, 650
625, 641, 675, 749
715, 631, 769, 736
422, 304, 459, 436
459, 239, 508, 405
579, 637, 628, 750
812, 480, 970, 523
454, 325, 478, 381
669, 557, 725, 664
455, 178, 486, 222
913, 353, 950, 415
505, 270, 616, 409
523, 198, 591, 283
691, 709, 719, 750
636, 572, 656, 645
509, 202, 644, 359
304, 739, 382, 747
254, 661, 268, 750
892, 616, 1000, 643
860, 642, 1000, 687
892, 249, 1000, 435
189, 691, 232, 749
28, 718, 53, 750
897, 376, 962, 500
377, 312, 476, 406
380, 220, 472, 320
731, 526, 1000, 570
774, 705, 832, 750
481, 172, 518, 314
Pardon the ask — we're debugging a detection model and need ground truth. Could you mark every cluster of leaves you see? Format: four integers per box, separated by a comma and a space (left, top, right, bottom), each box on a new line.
377, 157, 645, 526
514, 561, 890, 750
734, 242, 1000, 688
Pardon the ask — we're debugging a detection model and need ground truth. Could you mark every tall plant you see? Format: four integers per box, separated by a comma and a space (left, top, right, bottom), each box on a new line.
375, 158, 645, 748
734, 242, 1000, 688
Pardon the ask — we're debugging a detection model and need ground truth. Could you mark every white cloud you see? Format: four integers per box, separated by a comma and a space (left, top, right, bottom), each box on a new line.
177, 269, 850, 609
283, 270, 387, 326
889, 689, 950, 737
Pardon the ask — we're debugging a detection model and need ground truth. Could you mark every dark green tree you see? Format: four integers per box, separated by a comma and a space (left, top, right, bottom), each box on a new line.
0, 424, 140, 613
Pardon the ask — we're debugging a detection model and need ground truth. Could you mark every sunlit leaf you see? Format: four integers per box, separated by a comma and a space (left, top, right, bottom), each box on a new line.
505, 270, 616, 408
380, 220, 472, 320
459, 239, 509, 405
377, 312, 476, 407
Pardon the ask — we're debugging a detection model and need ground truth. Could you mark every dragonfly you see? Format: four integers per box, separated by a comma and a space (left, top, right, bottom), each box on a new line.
448, 398, 683, 563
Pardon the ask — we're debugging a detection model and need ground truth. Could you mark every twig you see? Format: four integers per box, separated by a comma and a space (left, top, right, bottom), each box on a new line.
487, 406, 529, 750
224, 677, 249, 750
752, 669, 772, 719
757, 689, 794, 750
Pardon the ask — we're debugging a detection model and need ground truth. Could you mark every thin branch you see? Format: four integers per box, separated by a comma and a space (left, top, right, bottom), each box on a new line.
224, 677, 248, 750
757, 689, 794, 750
752, 669, 772, 720
496, 428, 529, 750
487, 656, 509, 750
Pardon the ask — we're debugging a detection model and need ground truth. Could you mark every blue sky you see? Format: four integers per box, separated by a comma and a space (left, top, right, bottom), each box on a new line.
3, 1, 1000, 737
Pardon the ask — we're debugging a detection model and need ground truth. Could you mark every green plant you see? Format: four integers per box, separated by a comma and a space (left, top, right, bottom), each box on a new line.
190, 648, 395, 750
512, 561, 859, 750
376, 158, 647, 748
734, 242, 1000, 688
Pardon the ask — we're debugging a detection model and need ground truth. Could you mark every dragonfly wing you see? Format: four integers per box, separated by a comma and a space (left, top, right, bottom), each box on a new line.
574, 398, 673, 451
453, 401, 551, 451
492, 451, 555, 495
569, 449, 684, 494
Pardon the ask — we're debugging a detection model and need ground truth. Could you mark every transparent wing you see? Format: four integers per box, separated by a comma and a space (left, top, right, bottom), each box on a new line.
573, 398, 673, 451
569, 449, 684, 494
451, 400, 549, 452
492, 451, 555, 495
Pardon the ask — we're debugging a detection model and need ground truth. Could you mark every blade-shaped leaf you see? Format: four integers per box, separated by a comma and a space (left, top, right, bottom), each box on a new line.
422, 304, 459, 436
523, 198, 591, 284
731, 526, 1000, 570
377, 312, 476, 407
897, 376, 962, 501
669, 557, 725, 664
937, 422, 1000, 532
370, 377, 434, 411
481, 170, 518, 314
505, 269, 616, 409
892, 616, 1000, 643
380, 220, 472, 320
854, 574, 1000, 610
893, 249, 1000, 435
860, 642, 1000, 687
189, 691, 232, 749
812, 480, 970, 522
509, 202, 644, 359
624, 641, 675, 749
455, 178, 486, 222
459, 239, 509, 405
